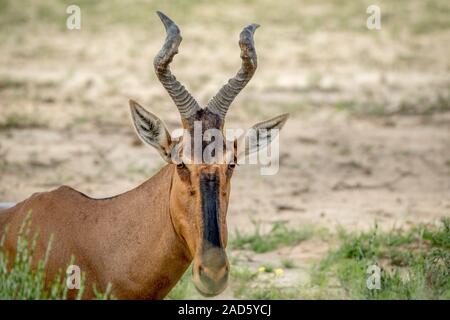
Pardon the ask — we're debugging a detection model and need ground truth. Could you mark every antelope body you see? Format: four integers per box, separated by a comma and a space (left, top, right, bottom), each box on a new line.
0, 12, 288, 299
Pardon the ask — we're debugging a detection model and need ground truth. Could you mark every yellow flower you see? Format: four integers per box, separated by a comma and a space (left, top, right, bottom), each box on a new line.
258, 266, 266, 273
275, 268, 284, 277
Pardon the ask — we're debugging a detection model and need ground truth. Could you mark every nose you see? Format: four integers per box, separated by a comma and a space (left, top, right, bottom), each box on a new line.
197, 264, 229, 296
192, 247, 229, 297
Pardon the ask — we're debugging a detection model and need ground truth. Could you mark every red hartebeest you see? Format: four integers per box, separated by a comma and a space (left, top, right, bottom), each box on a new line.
0, 12, 288, 299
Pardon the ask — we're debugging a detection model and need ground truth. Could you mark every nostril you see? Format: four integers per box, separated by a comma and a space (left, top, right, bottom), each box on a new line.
217, 269, 229, 286
198, 265, 205, 277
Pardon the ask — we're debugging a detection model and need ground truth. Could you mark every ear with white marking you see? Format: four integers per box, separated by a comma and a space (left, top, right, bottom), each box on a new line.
237, 113, 289, 160
129, 100, 173, 162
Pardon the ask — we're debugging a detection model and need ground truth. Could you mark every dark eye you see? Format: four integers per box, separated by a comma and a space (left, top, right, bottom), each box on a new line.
177, 162, 185, 169
228, 163, 236, 169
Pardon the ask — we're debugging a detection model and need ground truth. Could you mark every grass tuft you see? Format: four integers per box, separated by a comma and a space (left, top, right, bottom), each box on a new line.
166, 265, 196, 300
0, 113, 46, 131
230, 221, 314, 253
0, 212, 113, 299
313, 218, 450, 299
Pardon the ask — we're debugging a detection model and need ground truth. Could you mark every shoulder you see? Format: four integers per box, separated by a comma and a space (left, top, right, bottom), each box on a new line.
54, 185, 78, 194
29, 185, 86, 203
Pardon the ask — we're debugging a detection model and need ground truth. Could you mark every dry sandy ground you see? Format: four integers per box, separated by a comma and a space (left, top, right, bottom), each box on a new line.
0, 0, 449, 298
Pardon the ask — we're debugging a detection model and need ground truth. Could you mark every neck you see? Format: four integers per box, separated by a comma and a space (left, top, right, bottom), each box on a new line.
102, 164, 191, 299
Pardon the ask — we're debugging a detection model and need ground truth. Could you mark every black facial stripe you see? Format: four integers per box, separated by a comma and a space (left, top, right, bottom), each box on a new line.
200, 173, 221, 248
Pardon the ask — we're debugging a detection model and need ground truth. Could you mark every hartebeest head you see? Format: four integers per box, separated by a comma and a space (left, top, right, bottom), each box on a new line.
129, 12, 288, 296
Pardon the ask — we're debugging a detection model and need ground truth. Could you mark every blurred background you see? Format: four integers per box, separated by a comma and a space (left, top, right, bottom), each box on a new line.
0, 0, 449, 299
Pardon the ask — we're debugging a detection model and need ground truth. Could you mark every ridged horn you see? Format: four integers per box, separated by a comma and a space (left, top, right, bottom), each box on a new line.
153, 11, 200, 119
206, 23, 259, 119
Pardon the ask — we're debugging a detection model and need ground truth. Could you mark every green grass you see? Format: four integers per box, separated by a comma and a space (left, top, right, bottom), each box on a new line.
0, 113, 46, 131
231, 265, 301, 299
422, 218, 450, 248
281, 259, 296, 269
334, 94, 450, 117
395, 95, 450, 116
230, 221, 314, 253
0, 75, 26, 90
334, 100, 392, 117
166, 265, 197, 300
261, 263, 274, 273
312, 219, 450, 299
240, 285, 300, 300
446, 160, 450, 168
0, 212, 113, 299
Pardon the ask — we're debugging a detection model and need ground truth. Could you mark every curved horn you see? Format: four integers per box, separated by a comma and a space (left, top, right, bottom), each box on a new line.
206, 24, 259, 119
154, 11, 200, 119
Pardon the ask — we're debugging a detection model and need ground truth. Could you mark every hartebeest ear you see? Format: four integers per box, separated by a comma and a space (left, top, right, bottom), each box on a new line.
129, 100, 173, 162
237, 113, 289, 160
